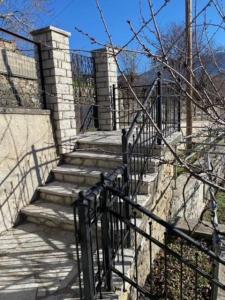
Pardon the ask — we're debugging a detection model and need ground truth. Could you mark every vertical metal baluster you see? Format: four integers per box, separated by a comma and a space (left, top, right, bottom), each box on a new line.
140, 124, 143, 182
134, 210, 138, 300
94, 197, 102, 298
195, 252, 199, 300
157, 72, 162, 145
178, 94, 181, 132
149, 222, 153, 293
88, 201, 96, 295
173, 94, 176, 132
112, 84, 116, 130
130, 142, 133, 199
78, 192, 95, 300
116, 191, 120, 262
73, 204, 83, 299
180, 240, 183, 300
119, 197, 126, 292
133, 133, 136, 197
164, 232, 168, 300
110, 209, 114, 262
112, 208, 116, 268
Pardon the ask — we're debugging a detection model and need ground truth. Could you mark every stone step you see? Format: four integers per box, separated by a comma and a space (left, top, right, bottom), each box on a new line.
21, 201, 75, 232
52, 164, 107, 187
63, 151, 122, 170
37, 181, 87, 206
64, 151, 159, 173
52, 164, 157, 195
77, 139, 162, 156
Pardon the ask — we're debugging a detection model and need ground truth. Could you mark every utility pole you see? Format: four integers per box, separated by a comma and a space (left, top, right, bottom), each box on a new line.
186, 0, 193, 152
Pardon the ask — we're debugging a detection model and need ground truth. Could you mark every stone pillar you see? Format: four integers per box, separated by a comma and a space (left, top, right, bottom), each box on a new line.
31, 26, 76, 154
92, 47, 118, 131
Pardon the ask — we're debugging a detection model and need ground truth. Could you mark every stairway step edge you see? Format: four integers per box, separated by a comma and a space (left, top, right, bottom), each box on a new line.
64, 151, 122, 161
37, 181, 87, 197
21, 201, 74, 224
52, 164, 109, 177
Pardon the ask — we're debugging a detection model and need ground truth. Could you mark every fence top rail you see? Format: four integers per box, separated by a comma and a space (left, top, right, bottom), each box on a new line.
107, 182, 225, 266
0, 27, 39, 46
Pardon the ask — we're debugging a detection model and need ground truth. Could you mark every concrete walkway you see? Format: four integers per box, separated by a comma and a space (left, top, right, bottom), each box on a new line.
0, 223, 79, 300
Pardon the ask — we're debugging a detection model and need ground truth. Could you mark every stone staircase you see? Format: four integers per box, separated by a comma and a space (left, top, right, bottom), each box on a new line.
2, 132, 159, 299
21, 137, 159, 235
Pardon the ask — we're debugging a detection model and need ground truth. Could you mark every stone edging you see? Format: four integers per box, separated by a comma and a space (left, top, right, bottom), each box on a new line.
0, 107, 51, 115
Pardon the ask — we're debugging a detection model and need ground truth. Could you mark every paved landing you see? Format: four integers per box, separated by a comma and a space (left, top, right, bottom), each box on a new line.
76, 130, 123, 145
0, 223, 79, 300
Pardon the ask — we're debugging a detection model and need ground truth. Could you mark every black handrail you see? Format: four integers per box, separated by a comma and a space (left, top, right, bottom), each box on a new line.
74, 74, 183, 300
75, 165, 225, 299
0, 27, 39, 46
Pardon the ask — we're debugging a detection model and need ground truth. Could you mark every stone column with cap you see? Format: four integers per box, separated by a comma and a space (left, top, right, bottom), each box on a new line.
92, 47, 118, 131
31, 26, 76, 154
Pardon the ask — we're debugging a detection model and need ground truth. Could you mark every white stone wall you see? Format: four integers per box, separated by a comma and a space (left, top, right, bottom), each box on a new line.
31, 26, 77, 154
0, 109, 58, 233
92, 47, 118, 130
0, 49, 37, 79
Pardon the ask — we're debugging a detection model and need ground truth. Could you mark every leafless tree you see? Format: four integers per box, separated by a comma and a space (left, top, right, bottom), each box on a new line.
0, 0, 50, 34
74, 0, 225, 235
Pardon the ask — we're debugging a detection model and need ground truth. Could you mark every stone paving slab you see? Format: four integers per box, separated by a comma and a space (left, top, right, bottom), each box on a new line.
0, 223, 80, 299
175, 218, 225, 239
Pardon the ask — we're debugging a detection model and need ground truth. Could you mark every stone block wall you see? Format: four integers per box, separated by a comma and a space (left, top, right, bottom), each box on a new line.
128, 135, 225, 299
92, 47, 118, 130
0, 47, 41, 108
31, 26, 77, 154
0, 108, 58, 233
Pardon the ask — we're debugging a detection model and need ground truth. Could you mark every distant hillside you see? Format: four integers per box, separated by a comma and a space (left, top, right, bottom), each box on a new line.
129, 51, 225, 85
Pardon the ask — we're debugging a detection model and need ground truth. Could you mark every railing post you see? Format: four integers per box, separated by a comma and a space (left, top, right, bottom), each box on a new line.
37, 43, 47, 109
112, 84, 117, 130
122, 129, 131, 247
77, 192, 95, 300
156, 72, 162, 145
101, 174, 113, 291
93, 57, 99, 130
177, 77, 181, 132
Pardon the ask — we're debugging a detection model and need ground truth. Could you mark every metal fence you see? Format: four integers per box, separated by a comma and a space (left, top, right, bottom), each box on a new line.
71, 51, 98, 132
112, 75, 181, 135
74, 166, 225, 300
0, 27, 46, 109
72, 74, 204, 300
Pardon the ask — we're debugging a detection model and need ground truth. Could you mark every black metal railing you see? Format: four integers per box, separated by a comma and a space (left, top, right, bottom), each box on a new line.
71, 51, 98, 132
112, 74, 181, 133
121, 73, 181, 199
0, 27, 46, 109
74, 166, 225, 300
74, 73, 185, 299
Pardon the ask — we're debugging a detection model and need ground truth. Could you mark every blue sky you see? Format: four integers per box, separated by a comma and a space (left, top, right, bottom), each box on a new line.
41, 0, 224, 52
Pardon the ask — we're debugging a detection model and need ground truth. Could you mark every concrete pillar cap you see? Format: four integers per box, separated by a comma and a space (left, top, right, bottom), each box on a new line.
31, 26, 71, 37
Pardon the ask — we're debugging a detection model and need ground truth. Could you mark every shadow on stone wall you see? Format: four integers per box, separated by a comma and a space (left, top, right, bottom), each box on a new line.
0, 112, 61, 233
0, 142, 58, 232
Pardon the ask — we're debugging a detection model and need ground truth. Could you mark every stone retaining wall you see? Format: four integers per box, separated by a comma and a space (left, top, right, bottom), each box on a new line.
0, 48, 41, 108
129, 136, 225, 299
0, 108, 58, 233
